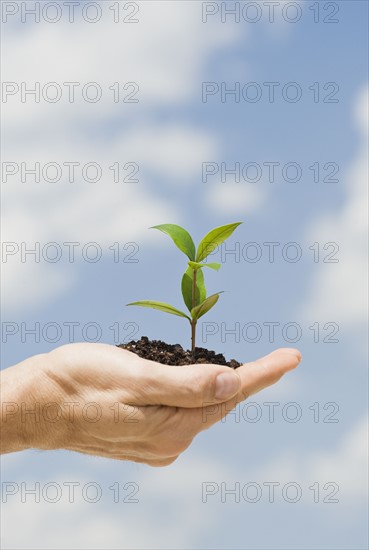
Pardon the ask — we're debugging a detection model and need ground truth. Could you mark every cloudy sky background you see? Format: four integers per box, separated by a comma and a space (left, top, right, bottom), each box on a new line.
1, 1, 368, 549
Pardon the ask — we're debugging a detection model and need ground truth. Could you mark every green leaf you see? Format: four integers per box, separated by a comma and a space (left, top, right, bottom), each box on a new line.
191, 292, 223, 321
127, 300, 191, 320
151, 224, 196, 261
181, 267, 206, 312
188, 261, 221, 271
196, 222, 242, 262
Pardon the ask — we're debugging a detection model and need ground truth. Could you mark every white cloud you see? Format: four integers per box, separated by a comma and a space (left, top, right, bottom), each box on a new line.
300, 86, 368, 326
0, 455, 227, 550
2, 416, 367, 549
1, 3, 240, 315
206, 181, 265, 215
309, 415, 368, 498
111, 125, 219, 183
2, 3, 238, 129
255, 415, 368, 502
1, 177, 177, 315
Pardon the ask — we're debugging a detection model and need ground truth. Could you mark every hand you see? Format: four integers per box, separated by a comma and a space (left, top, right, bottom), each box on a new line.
0, 343, 301, 466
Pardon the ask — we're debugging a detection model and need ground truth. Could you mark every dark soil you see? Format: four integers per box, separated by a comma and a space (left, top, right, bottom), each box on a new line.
118, 336, 241, 369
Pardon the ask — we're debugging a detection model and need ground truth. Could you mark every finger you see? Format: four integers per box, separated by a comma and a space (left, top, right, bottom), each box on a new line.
146, 456, 179, 467
190, 348, 301, 430
130, 358, 242, 408
236, 347, 301, 400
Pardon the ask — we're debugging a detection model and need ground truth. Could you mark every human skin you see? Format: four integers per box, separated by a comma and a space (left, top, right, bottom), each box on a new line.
0, 343, 301, 466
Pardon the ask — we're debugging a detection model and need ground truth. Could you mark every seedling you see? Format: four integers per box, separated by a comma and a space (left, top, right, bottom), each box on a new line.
127, 222, 242, 354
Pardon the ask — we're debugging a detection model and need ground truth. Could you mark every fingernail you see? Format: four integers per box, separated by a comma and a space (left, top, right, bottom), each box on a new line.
215, 372, 240, 400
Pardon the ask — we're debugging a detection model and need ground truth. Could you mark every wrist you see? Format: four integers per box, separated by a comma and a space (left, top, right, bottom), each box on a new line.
1, 352, 67, 453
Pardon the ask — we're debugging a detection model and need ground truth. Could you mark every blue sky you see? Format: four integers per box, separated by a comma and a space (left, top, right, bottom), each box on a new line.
1, 1, 368, 549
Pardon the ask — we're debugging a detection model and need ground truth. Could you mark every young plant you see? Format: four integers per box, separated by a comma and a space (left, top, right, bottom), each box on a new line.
127, 222, 242, 353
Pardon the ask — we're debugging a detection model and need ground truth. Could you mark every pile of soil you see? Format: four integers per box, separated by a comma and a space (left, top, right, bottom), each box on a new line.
118, 336, 241, 369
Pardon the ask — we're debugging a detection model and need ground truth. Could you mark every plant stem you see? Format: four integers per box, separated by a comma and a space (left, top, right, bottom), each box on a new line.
191, 269, 197, 354
191, 319, 196, 354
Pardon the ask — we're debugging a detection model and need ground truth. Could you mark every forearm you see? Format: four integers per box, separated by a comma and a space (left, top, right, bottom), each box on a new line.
0, 353, 54, 454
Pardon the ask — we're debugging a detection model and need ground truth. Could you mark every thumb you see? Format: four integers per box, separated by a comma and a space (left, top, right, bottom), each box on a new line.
136, 361, 242, 408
